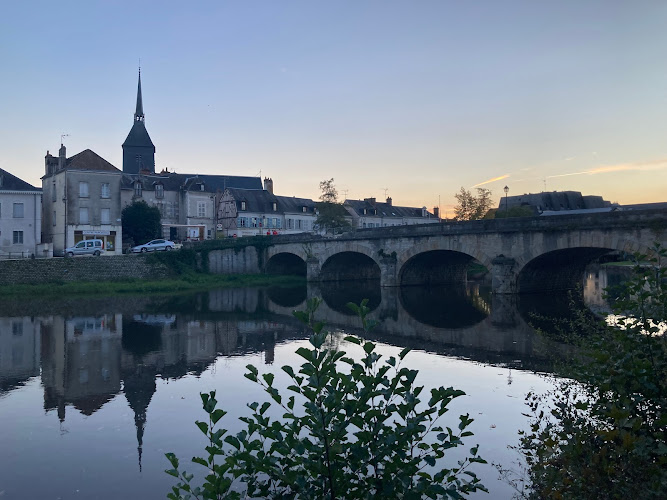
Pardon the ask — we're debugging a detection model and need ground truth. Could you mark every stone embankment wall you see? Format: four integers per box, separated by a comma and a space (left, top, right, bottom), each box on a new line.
0, 255, 170, 285
208, 247, 261, 274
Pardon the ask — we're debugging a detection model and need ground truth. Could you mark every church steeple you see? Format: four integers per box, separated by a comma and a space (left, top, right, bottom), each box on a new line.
122, 68, 155, 174
135, 68, 144, 121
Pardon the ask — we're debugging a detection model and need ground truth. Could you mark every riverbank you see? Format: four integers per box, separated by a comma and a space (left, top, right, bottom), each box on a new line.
0, 273, 305, 298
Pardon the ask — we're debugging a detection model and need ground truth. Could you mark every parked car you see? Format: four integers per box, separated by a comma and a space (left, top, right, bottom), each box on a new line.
65, 239, 105, 257
131, 239, 175, 253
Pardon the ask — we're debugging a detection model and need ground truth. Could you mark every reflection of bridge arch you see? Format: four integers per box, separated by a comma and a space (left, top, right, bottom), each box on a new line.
265, 284, 562, 367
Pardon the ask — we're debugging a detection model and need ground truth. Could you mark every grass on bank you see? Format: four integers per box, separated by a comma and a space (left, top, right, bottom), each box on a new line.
0, 273, 305, 298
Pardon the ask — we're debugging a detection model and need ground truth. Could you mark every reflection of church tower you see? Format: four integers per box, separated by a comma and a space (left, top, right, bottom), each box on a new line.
122, 68, 156, 173
123, 364, 157, 472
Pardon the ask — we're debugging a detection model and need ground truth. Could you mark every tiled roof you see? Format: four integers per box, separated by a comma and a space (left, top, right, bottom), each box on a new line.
66, 149, 121, 173
121, 172, 263, 192
227, 188, 279, 213
0, 167, 40, 192
274, 195, 317, 213
344, 198, 431, 218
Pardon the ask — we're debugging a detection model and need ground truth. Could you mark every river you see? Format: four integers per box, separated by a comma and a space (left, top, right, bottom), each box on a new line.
0, 265, 630, 499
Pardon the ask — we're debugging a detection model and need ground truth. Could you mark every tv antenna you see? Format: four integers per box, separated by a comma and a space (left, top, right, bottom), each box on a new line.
60, 134, 70, 146
342, 188, 349, 200
382, 187, 389, 199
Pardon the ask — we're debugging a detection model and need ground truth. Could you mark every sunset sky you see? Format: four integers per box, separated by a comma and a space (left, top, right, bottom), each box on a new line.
2, 1, 666, 212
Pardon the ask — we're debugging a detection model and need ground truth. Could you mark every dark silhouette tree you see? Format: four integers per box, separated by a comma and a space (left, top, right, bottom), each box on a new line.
315, 178, 350, 234
122, 200, 162, 246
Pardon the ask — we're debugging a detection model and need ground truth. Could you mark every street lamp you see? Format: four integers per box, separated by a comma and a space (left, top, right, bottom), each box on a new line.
504, 185, 509, 214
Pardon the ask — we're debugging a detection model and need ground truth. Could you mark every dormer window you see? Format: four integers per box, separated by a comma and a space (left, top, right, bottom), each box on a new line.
200, 183, 205, 191
134, 182, 143, 197
155, 183, 164, 199
241, 201, 246, 211
272, 202, 277, 211
302, 206, 307, 213
363, 208, 367, 215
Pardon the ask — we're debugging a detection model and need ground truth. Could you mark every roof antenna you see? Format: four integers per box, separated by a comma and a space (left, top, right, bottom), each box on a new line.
60, 134, 69, 146
342, 189, 349, 200
382, 187, 389, 199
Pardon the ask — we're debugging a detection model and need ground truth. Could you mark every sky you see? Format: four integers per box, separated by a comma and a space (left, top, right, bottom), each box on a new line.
2, 1, 666, 212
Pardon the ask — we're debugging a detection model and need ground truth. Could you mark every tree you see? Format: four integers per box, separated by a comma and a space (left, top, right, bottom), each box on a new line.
315, 178, 350, 234
453, 188, 493, 221
122, 200, 162, 247
494, 205, 536, 219
511, 244, 667, 499
166, 300, 488, 499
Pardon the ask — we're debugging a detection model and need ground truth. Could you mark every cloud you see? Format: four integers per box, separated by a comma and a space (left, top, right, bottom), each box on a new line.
547, 158, 667, 179
471, 174, 510, 188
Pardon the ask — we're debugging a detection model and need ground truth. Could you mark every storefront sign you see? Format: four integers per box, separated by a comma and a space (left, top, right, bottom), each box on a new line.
83, 230, 111, 236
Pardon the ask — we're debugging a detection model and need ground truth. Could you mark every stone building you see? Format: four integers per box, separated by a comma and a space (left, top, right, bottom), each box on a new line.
0, 167, 42, 258
42, 145, 123, 256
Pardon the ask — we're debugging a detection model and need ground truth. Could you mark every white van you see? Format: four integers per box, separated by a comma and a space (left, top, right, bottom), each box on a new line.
65, 239, 105, 257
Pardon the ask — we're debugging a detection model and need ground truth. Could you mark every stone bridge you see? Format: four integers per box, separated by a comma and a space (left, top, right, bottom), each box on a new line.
207, 208, 667, 294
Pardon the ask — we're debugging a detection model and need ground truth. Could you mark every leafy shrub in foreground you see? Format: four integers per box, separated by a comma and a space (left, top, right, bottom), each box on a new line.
513, 245, 667, 499
166, 299, 487, 499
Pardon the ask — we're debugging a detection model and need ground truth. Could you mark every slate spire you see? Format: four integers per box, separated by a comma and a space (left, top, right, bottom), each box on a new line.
135, 68, 144, 121
122, 67, 155, 173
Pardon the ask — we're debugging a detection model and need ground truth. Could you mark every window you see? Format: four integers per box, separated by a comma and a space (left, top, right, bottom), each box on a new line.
302, 206, 307, 213
79, 182, 89, 198
12, 231, 23, 244
272, 218, 278, 228
79, 207, 89, 224
155, 184, 164, 198
237, 217, 247, 227
197, 201, 206, 218
251, 217, 258, 228
101, 208, 110, 225
13, 203, 24, 218
276, 218, 282, 229
53, 210, 57, 226
297, 220, 302, 229
101, 183, 110, 198
52, 182, 57, 202
134, 182, 143, 197
240, 201, 246, 211
12, 322, 23, 336
272, 202, 277, 211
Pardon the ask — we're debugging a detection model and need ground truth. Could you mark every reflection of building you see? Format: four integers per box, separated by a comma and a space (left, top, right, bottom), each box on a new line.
42, 145, 123, 256
0, 317, 40, 394
41, 314, 123, 421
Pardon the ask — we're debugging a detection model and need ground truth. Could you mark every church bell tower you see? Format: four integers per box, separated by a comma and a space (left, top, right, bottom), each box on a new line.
122, 68, 156, 173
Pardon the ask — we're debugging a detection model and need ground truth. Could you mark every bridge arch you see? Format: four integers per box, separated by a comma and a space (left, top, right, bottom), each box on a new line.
319, 243, 381, 282
397, 241, 492, 287
515, 236, 654, 293
265, 251, 307, 276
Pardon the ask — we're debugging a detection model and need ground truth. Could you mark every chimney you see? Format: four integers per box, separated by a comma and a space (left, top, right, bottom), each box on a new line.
386, 197, 392, 206
433, 206, 439, 219
58, 144, 66, 171
45, 150, 55, 175
364, 197, 376, 205
264, 177, 274, 194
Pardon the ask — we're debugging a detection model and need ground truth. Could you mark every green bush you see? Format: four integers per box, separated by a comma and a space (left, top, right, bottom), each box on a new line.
513, 244, 667, 499
166, 299, 487, 499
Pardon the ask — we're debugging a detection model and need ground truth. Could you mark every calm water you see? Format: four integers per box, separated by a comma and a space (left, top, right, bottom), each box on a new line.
0, 267, 626, 499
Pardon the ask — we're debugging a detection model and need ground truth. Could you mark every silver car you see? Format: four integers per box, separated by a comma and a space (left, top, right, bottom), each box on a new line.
131, 239, 175, 253
65, 239, 105, 257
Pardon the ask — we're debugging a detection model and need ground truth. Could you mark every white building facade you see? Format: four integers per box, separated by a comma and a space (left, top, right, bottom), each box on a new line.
0, 168, 42, 258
